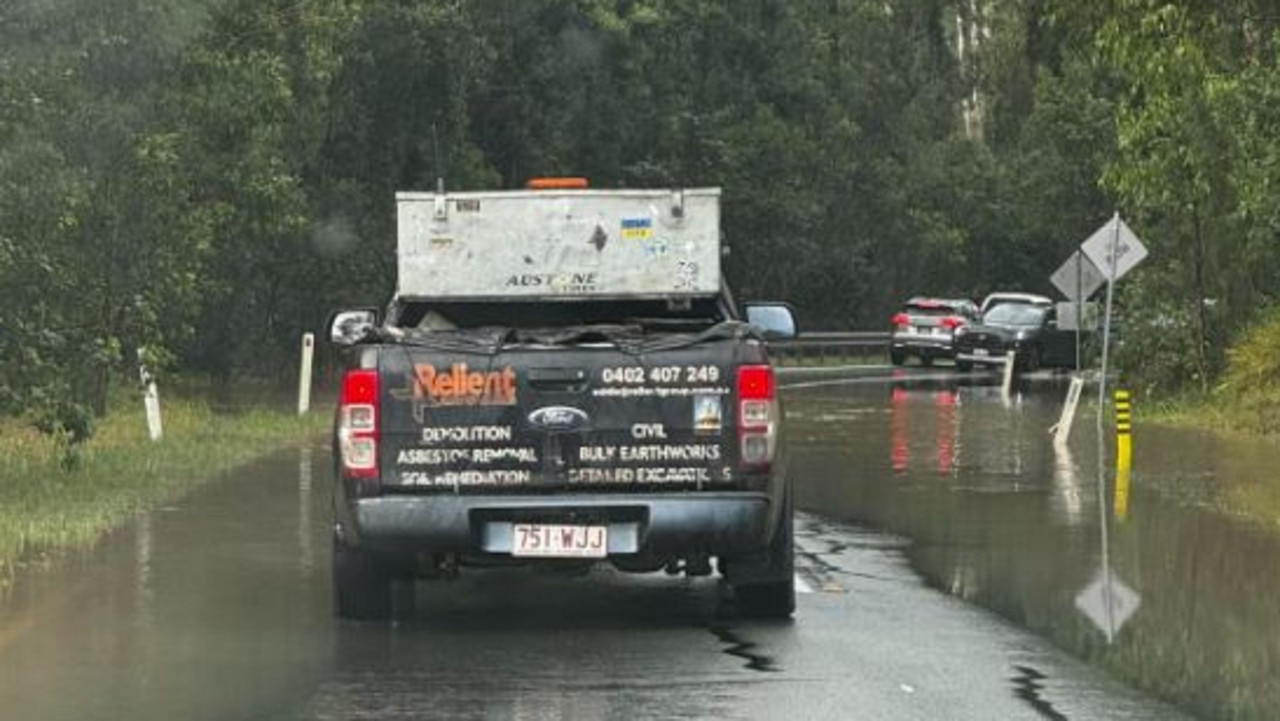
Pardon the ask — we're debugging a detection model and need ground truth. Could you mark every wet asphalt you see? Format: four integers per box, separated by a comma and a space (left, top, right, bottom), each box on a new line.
0, 365, 1213, 720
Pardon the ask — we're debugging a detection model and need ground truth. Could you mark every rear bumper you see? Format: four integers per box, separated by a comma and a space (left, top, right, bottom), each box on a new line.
954, 350, 1012, 365
891, 335, 955, 354
340, 492, 775, 557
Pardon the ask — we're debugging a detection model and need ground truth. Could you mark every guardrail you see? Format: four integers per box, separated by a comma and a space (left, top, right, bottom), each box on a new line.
769, 331, 890, 366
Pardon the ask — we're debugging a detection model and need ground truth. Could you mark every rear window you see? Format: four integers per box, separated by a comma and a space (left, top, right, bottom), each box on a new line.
983, 303, 1047, 326
905, 302, 966, 317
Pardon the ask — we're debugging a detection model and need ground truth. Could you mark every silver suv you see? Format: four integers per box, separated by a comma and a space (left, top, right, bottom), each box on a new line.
889, 297, 980, 367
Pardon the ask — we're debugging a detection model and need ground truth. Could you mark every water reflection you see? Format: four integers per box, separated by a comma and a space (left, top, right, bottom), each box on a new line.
787, 373, 1280, 721
300, 444, 315, 576
1050, 442, 1085, 527
888, 385, 958, 476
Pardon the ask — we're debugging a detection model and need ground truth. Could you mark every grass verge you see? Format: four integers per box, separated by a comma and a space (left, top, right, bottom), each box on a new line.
0, 393, 330, 590
1141, 392, 1280, 438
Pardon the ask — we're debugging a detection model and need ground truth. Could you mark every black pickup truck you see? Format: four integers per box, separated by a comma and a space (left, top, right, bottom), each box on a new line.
328, 185, 797, 620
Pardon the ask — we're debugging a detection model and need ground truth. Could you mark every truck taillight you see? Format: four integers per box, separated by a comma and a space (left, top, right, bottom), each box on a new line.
339, 369, 379, 479
737, 365, 777, 468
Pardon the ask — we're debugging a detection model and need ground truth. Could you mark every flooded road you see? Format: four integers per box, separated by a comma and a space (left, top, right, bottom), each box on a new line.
784, 368, 1280, 721
0, 366, 1268, 719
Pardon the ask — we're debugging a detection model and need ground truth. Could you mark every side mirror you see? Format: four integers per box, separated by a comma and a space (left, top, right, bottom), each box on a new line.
329, 309, 379, 346
744, 302, 797, 340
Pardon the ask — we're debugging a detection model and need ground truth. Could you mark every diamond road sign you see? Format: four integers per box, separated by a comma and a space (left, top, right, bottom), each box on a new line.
1081, 215, 1148, 281
1051, 250, 1106, 301
1075, 567, 1141, 642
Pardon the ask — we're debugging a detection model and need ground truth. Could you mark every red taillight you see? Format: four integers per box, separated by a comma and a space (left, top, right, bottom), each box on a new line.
339, 369, 379, 479
940, 316, 964, 330
737, 365, 775, 400
737, 365, 777, 468
891, 313, 910, 328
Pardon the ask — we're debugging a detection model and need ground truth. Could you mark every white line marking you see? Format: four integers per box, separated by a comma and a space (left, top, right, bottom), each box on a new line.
795, 574, 815, 595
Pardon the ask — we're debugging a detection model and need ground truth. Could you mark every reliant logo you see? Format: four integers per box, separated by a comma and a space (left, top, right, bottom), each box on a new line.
527, 406, 589, 432
413, 363, 517, 407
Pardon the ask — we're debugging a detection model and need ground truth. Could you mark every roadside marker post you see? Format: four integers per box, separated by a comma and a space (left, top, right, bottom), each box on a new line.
138, 357, 163, 442
1001, 351, 1017, 401
1051, 374, 1086, 447
298, 333, 315, 415
1114, 390, 1132, 521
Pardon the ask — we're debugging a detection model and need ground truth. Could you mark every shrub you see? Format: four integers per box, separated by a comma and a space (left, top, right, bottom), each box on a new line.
1216, 306, 1280, 433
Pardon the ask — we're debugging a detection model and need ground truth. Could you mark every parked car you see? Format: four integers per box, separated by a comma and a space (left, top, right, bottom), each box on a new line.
953, 302, 1077, 372
889, 297, 980, 367
979, 292, 1053, 316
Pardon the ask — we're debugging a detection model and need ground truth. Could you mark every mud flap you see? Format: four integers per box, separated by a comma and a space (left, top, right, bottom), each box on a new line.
333, 535, 396, 621
724, 480, 795, 618
722, 479, 794, 587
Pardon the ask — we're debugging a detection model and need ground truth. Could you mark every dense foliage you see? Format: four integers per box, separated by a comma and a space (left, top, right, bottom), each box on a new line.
3, 0, 1280, 428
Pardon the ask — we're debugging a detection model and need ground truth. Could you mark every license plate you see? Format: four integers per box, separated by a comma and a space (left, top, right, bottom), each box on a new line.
512, 524, 607, 558
974, 348, 989, 357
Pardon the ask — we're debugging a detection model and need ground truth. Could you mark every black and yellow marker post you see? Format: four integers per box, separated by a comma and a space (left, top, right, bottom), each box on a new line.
1114, 389, 1132, 520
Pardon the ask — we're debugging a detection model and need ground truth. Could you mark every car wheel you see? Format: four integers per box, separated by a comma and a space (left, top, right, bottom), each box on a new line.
333, 535, 395, 620
730, 483, 796, 619
890, 348, 906, 366
921, 354, 934, 368
955, 360, 973, 373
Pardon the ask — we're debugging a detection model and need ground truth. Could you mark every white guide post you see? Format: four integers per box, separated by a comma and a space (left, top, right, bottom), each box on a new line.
138, 354, 163, 441
1001, 350, 1017, 400
298, 332, 315, 415
1052, 374, 1086, 447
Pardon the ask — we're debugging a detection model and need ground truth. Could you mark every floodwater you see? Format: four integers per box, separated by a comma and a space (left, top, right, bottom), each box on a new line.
0, 439, 1186, 721
0, 446, 334, 720
783, 368, 1280, 721
0, 367, 1273, 719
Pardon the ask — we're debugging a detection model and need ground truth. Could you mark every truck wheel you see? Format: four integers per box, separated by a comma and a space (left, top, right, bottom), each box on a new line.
732, 486, 796, 619
333, 536, 394, 621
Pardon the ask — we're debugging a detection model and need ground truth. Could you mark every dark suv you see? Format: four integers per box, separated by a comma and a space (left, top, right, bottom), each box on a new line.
889, 297, 980, 367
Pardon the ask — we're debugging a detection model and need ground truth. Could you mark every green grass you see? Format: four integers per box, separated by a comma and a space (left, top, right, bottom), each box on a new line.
0, 391, 330, 589
1142, 392, 1280, 437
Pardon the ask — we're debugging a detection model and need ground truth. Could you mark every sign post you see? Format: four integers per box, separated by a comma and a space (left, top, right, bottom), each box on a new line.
1082, 213, 1148, 445
1069, 214, 1148, 645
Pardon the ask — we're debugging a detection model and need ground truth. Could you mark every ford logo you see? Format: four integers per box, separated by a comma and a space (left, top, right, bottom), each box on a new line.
527, 406, 589, 432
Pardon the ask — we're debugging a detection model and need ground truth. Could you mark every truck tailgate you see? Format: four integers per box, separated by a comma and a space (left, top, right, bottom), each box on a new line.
378, 341, 758, 492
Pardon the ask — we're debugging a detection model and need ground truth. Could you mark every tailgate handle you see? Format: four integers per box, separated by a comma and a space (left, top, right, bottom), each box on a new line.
528, 367, 588, 391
